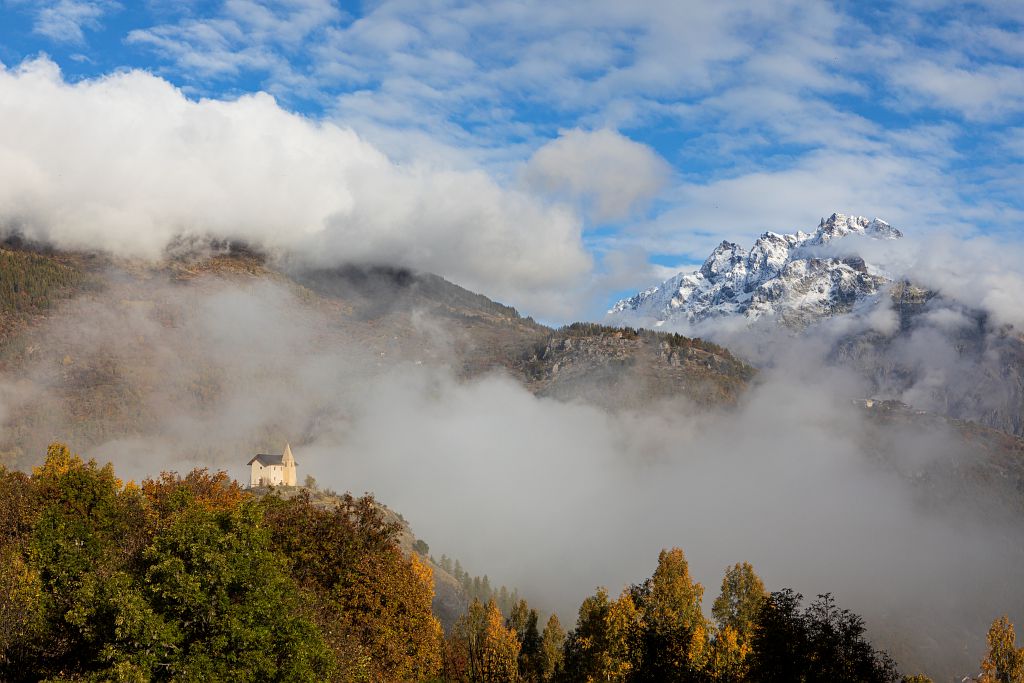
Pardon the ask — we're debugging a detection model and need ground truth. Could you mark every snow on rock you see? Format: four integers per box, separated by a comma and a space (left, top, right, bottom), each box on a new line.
609, 213, 902, 326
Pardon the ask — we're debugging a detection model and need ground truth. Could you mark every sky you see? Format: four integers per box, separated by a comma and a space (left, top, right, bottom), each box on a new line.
1, 0, 1022, 321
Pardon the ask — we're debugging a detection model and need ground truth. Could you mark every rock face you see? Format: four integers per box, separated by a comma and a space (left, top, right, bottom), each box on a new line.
609, 213, 902, 326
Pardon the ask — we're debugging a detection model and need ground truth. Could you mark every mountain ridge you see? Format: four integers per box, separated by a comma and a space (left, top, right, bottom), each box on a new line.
610, 212, 902, 327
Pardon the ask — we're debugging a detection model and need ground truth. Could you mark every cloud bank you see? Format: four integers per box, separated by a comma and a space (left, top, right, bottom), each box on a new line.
524, 129, 670, 222
0, 57, 591, 318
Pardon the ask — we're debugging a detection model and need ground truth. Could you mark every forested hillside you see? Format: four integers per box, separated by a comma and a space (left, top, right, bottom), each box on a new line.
2, 444, 1020, 682
0, 242, 755, 472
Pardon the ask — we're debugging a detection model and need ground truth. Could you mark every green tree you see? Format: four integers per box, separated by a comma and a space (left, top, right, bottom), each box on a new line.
747, 589, 899, 683
139, 500, 332, 681
19, 443, 151, 678
508, 599, 544, 682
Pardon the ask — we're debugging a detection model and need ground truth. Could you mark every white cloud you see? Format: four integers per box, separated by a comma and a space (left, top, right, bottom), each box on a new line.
0, 58, 591, 318
524, 129, 670, 223
888, 59, 1024, 122
627, 148, 970, 258
30, 0, 114, 45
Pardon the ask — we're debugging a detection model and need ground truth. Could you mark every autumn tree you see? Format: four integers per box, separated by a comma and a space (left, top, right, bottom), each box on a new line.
705, 561, 766, 682
449, 598, 521, 683
630, 547, 709, 681
261, 491, 441, 682
141, 467, 248, 521
980, 616, 1024, 683
712, 562, 766, 645
541, 613, 566, 681
0, 467, 43, 667
482, 599, 522, 682
706, 624, 750, 683
450, 598, 489, 682
336, 549, 444, 681
0, 546, 43, 668
560, 587, 639, 682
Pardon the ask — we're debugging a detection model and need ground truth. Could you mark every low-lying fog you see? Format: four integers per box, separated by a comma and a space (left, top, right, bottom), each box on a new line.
1, 274, 1020, 680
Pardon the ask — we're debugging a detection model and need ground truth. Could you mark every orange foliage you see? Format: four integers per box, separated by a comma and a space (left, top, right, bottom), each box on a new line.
141, 468, 248, 520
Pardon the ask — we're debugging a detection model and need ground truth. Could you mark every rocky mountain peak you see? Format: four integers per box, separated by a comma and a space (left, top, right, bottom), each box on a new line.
811, 213, 903, 244
609, 213, 901, 327
700, 241, 747, 280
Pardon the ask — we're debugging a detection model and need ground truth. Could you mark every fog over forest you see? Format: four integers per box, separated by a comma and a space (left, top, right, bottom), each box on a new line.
1, 265, 1020, 678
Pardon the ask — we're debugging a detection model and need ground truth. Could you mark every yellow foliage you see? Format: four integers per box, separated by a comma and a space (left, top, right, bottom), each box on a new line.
980, 616, 1024, 683
707, 625, 751, 682
605, 590, 641, 682
32, 442, 124, 490
338, 547, 443, 682
482, 599, 520, 683
0, 547, 44, 662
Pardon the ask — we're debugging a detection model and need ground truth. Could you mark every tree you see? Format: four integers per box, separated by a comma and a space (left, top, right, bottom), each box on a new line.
336, 549, 444, 682
560, 588, 638, 683
18, 443, 152, 678
712, 562, 766, 645
141, 468, 248, 521
540, 613, 566, 682
0, 547, 43, 667
482, 599, 521, 682
261, 491, 440, 682
631, 548, 709, 681
561, 588, 612, 681
139, 500, 333, 681
705, 562, 765, 682
980, 616, 1024, 683
747, 588, 809, 683
747, 589, 900, 683
450, 598, 489, 682
508, 599, 544, 682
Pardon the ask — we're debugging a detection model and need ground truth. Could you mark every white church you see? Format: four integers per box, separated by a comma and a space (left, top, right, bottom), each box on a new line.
248, 443, 298, 487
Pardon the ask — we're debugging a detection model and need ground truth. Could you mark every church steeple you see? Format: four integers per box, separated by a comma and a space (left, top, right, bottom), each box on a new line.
282, 443, 297, 486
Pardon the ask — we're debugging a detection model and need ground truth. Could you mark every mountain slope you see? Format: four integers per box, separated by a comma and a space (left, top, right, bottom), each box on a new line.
0, 239, 755, 470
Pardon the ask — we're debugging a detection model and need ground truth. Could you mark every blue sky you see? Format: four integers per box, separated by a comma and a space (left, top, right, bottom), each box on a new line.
1, 0, 1022, 320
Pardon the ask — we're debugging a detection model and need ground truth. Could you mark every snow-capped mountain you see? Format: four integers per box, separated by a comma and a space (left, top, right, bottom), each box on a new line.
609, 213, 903, 327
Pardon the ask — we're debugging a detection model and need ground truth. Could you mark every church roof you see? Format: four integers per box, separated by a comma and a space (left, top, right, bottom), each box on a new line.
248, 444, 298, 467
248, 453, 285, 466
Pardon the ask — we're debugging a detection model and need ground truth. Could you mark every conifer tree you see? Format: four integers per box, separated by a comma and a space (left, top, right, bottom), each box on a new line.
508, 600, 544, 682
